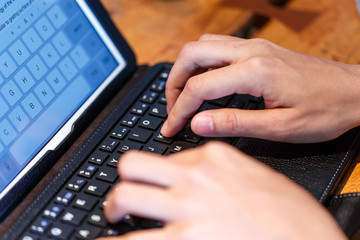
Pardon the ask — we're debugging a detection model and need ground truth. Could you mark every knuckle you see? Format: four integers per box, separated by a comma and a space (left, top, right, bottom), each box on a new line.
180, 41, 200, 58
246, 56, 273, 71
198, 33, 214, 41
184, 75, 205, 96
245, 56, 280, 81
250, 38, 275, 51
221, 110, 242, 134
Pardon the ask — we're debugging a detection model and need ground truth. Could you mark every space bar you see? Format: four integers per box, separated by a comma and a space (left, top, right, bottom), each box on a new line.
10, 76, 91, 165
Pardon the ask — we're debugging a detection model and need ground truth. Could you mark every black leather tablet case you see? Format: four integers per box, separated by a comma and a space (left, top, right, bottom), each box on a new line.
235, 127, 360, 204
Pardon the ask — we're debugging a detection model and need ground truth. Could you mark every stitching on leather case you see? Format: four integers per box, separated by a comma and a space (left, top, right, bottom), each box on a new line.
320, 131, 360, 202
332, 192, 360, 199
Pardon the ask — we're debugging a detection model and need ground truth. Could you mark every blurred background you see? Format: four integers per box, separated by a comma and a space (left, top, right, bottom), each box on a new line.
100, 0, 360, 67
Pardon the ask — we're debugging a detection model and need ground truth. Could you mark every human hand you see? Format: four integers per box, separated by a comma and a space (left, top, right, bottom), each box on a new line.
161, 34, 360, 143
100, 142, 346, 240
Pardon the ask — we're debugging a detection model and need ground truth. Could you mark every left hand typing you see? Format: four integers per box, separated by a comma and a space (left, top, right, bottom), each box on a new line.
98, 142, 346, 240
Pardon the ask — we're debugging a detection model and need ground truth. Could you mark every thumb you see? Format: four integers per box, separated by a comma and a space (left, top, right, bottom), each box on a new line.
190, 108, 294, 142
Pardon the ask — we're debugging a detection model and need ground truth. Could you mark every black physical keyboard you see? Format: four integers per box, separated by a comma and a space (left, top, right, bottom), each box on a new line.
18, 66, 264, 240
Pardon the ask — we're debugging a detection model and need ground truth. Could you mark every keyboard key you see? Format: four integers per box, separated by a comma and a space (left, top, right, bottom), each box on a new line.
99, 137, 119, 152
47, 4, 68, 29
88, 210, 108, 227
0, 95, 9, 118
27, 55, 48, 80
128, 128, 153, 143
46, 68, 67, 93
66, 177, 87, 192
54, 190, 76, 206
64, 13, 91, 44
14, 68, 36, 93
21, 93, 43, 119
139, 116, 162, 130
52, 31, 72, 56
43, 204, 63, 220
0, 157, 20, 179
34, 81, 55, 106
120, 114, 139, 127
96, 166, 119, 183
73, 195, 99, 211
61, 209, 86, 226
30, 218, 51, 235
149, 103, 167, 118
20, 232, 40, 240
83, 61, 106, 88
9, 39, 30, 65
8, 106, 30, 132
49, 223, 74, 240
22, 28, 43, 53
1, 80, 22, 106
170, 141, 196, 153
59, 0, 79, 18
85, 180, 110, 197
140, 90, 158, 104
177, 127, 201, 144
0, 52, 17, 78
75, 224, 102, 240
131, 102, 149, 116
98, 49, 117, 73
143, 141, 168, 155
39, 43, 60, 68
70, 45, 89, 69
88, 151, 109, 165
150, 79, 166, 92
158, 93, 167, 104
78, 164, 98, 179
159, 70, 170, 80
118, 141, 143, 153
58, 56, 78, 81
0, 119, 17, 146
110, 126, 129, 140
154, 131, 173, 144
81, 31, 103, 57
106, 152, 121, 168
34, 15, 55, 41
103, 225, 134, 237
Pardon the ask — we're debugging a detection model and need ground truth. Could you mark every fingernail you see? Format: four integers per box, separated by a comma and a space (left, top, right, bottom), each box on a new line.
192, 115, 214, 134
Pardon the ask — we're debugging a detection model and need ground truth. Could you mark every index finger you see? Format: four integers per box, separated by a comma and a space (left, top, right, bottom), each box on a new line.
165, 38, 248, 111
162, 61, 267, 137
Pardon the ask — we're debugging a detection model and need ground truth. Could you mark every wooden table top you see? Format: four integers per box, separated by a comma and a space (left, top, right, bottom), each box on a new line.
100, 0, 253, 65
101, 0, 360, 194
